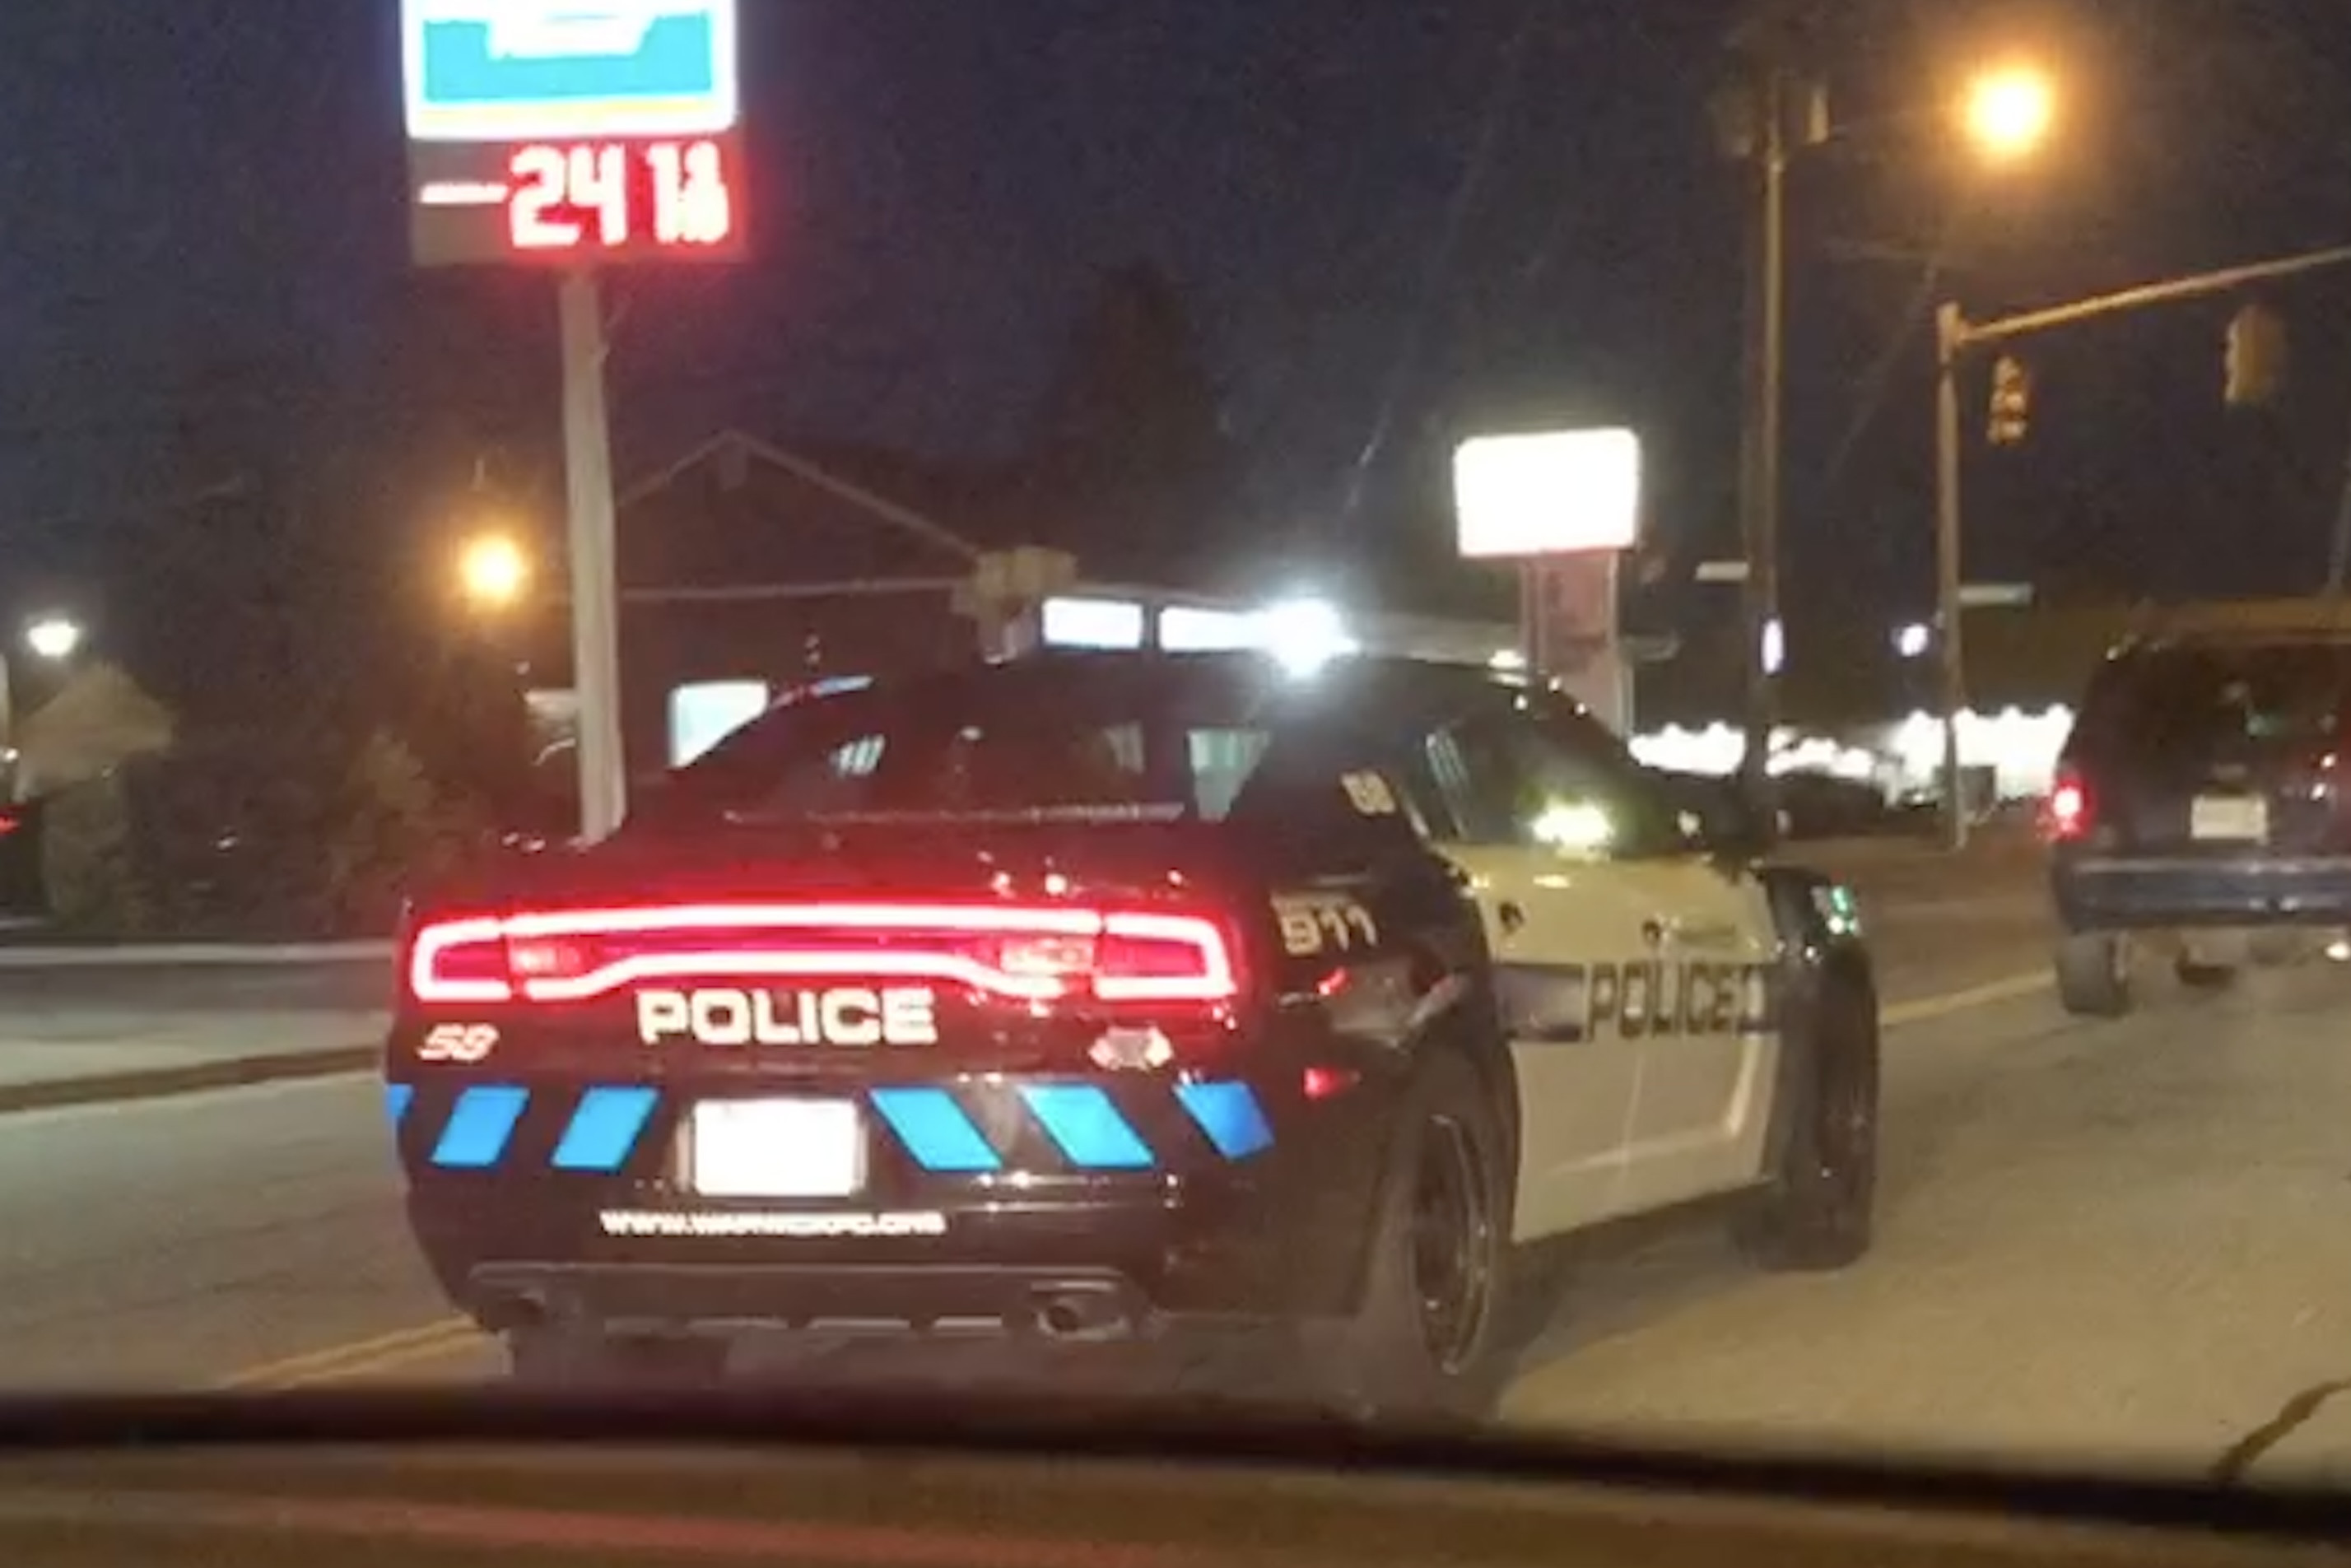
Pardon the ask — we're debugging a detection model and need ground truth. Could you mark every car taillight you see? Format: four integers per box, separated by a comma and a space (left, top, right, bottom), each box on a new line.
405, 902, 1240, 1008
2046, 770, 2091, 841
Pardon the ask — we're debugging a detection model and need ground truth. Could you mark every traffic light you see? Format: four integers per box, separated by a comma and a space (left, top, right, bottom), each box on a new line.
1987, 355, 2032, 446
2225, 302, 2287, 407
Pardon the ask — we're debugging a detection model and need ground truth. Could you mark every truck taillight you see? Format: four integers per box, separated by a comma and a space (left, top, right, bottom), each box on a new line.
2046, 770, 2091, 841
405, 902, 1240, 1008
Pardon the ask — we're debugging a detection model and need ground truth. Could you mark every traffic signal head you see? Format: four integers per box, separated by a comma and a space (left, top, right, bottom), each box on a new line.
2225, 303, 2287, 407
1987, 354, 2032, 446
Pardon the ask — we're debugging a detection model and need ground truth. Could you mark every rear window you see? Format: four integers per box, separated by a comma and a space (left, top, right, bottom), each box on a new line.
653, 663, 1291, 826
2078, 641, 2351, 759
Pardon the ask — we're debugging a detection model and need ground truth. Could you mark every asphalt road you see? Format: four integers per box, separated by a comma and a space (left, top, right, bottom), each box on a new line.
16, 929, 2351, 1485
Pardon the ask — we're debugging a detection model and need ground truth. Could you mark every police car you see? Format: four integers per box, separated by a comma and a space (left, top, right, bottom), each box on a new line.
386, 649, 1879, 1415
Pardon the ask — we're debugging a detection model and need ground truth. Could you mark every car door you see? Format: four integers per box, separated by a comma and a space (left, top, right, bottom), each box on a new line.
1522, 697, 1781, 1212
1417, 704, 1651, 1241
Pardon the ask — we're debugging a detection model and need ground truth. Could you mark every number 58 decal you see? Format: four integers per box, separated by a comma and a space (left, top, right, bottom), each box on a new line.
418, 1024, 500, 1064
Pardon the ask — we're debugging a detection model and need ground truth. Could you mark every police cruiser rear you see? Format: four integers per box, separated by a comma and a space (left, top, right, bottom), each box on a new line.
387, 649, 1879, 1416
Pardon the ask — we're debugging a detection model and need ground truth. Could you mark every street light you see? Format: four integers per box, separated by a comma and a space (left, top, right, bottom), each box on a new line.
24, 616, 82, 663
1962, 65, 2056, 163
1927, 64, 2061, 851
0, 613, 86, 804
459, 533, 530, 612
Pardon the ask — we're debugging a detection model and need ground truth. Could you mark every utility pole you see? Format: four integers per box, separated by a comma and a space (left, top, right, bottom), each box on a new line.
1718, 0, 1827, 837
1932, 302, 1968, 850
559, 270, 626, 843
1735, 63, 1790, 831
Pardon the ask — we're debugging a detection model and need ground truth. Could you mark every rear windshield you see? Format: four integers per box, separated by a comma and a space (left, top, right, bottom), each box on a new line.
2078, 641, 2351, 758
653, 662, 1294, 826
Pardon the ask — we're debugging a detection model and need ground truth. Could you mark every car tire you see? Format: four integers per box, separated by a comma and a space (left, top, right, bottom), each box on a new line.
1300, 1052, 1515, 1423
2174, 955, 2237, 989
1739, 970, 1878, 1273
2055, 932, 2131, 1017
507, 1325, 729, 1389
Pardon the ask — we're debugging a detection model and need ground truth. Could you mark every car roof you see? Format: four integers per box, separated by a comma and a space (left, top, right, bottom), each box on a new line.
820, 647, 1547, 737
2110, 603, 2351, 657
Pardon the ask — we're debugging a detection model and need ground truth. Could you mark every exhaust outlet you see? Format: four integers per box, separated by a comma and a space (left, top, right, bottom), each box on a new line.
1031, 1289, 1129, 1342
475, 1291, 551, 1335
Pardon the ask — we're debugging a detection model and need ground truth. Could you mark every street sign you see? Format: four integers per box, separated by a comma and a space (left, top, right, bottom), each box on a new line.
1528, 554, 1630, 733
403, 2, 746, 267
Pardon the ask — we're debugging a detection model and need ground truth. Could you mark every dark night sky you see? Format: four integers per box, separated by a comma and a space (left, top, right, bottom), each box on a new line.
7, 0, 2351, 641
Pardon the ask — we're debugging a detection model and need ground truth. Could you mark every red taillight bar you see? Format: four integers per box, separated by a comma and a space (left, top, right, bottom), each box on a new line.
2045, 770, 2090, 841
406, 902, 1239, 1007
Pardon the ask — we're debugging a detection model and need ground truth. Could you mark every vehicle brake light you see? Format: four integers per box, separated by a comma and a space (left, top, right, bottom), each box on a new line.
406, 902, 1240, 1008
2046, 770, 2090, 841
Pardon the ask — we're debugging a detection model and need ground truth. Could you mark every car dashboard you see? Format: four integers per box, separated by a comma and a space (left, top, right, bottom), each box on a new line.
0, 1395, 2342, 1568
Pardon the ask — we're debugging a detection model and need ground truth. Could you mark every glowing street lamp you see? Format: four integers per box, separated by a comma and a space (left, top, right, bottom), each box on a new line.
1962, 65, 2056, 163
459, 533, 530, 612
23, 616, 82, 662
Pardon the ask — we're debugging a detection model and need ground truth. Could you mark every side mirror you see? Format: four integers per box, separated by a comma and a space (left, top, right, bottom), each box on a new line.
1687, 781, 1776, 860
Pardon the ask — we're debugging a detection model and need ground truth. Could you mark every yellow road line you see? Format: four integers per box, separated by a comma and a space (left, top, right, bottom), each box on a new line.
1883, 970, 2050, 1029
216, 1317, 482, 1390
215, 967, 2049, 1390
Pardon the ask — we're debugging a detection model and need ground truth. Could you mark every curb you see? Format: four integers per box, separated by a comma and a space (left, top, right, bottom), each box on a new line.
0, 1045, 379, 1117
0, 942, 393, 970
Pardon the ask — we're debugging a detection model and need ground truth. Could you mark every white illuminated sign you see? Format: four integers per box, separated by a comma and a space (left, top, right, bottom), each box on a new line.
1453, 427, 1643, 561
1157, 606, 1257, 653
668, 679, 769, 767
403, 1, 741, 142
1040, 597, 1148, 651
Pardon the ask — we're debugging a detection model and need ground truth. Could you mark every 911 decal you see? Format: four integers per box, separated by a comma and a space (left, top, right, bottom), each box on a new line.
1275, 894, 1380, 956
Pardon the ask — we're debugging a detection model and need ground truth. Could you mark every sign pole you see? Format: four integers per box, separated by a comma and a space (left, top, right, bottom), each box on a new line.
1933, 301, 1969, 854
560, 268, 626, 840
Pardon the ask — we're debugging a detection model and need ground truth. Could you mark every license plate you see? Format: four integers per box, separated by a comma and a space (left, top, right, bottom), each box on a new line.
686, 1099, 864, 1199
2190, 794, 2268, 842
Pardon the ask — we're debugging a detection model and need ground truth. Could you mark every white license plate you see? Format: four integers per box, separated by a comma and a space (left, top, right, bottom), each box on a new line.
2190, 794, 2268, 843
686, 1099, 864, 1199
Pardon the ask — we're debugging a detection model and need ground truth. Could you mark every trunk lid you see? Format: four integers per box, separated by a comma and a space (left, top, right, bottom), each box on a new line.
2071, 640, 2351, 857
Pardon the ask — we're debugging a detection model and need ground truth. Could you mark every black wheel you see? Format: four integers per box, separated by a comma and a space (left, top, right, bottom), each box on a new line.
1302, 1053, 1514, 1421
1740, 973, 1877, 1273
507, 1325, 729, 1389
2174, 954, 2237, 989
2055, 932, 2131, 1017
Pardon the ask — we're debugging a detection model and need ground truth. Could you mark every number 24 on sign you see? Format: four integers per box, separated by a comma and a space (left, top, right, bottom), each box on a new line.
508, 141, 733, 253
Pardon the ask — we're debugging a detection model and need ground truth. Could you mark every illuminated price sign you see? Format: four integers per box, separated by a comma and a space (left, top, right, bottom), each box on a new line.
410, 133, 745, 266
400, 2, 747, 269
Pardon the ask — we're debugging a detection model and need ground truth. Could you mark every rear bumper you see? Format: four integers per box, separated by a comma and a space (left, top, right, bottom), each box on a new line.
393, 1063, 1402, 1340
2052, 852, 2351, 930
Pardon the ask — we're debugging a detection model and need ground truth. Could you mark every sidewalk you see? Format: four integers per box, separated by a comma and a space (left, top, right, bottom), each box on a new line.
0, 1009, 384, 1114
